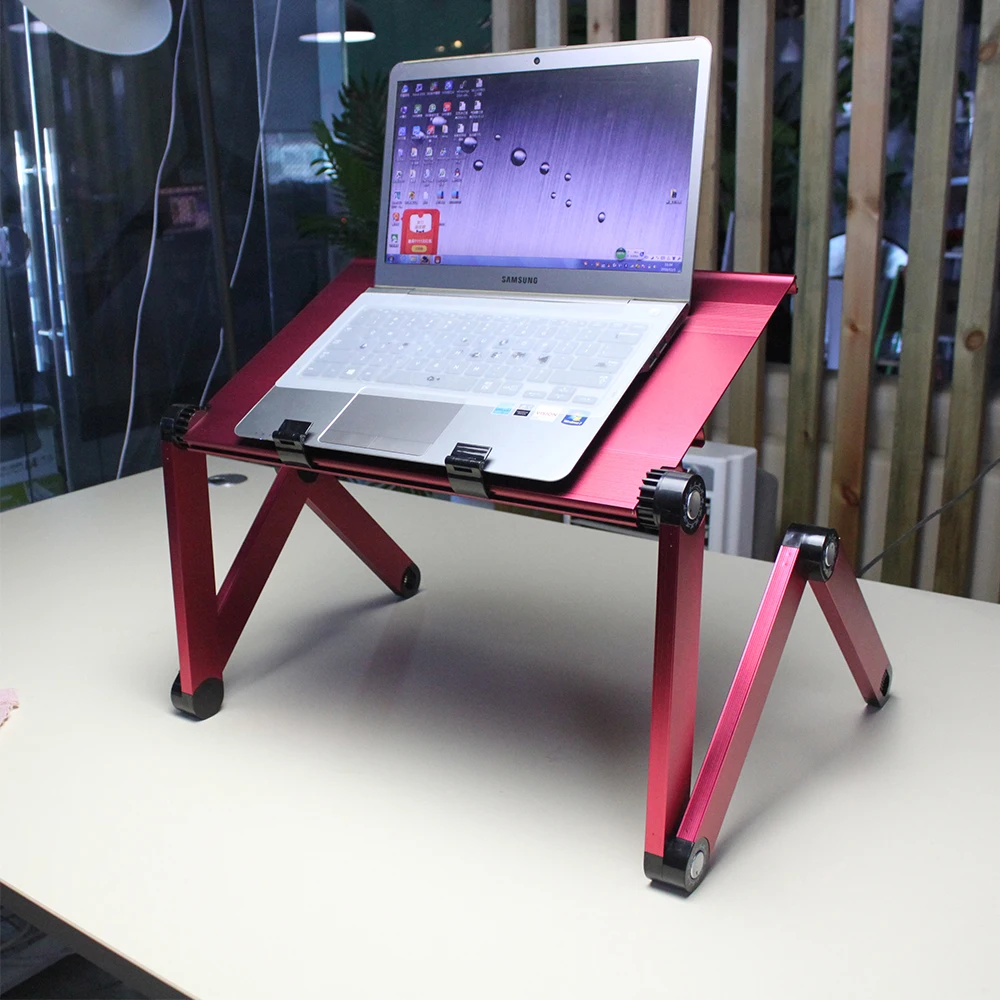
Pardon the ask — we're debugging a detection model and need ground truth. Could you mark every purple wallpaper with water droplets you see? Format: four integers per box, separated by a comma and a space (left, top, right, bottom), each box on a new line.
386, 61, 699, 272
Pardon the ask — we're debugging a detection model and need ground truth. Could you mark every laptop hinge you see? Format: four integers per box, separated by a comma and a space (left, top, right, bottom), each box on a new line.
272, 419, 316, 470
444, 442, 492, 499
398, 287, 632, 306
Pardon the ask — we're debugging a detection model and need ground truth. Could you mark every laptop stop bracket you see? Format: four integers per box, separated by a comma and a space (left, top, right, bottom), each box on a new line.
272, 419, 316, 470
444, 442, 492, 499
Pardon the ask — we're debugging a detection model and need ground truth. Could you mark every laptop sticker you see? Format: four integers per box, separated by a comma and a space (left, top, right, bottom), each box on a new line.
530, 406, 560, 422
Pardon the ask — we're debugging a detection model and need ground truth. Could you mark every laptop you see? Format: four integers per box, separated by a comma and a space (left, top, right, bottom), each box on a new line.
236, 37, 712, 484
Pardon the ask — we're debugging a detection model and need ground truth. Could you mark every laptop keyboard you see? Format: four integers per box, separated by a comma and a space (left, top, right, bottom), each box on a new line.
299, 307, 651, 406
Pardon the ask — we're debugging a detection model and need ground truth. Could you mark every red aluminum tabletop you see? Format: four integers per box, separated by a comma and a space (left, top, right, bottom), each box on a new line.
183, 261, 794, 523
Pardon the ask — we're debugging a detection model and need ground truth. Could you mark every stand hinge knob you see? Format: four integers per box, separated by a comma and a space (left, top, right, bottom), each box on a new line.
636, 467, 706, 533
160, 403, 205, 447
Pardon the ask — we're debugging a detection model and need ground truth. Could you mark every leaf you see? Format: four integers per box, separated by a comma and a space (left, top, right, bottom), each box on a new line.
303, 73, 389, 258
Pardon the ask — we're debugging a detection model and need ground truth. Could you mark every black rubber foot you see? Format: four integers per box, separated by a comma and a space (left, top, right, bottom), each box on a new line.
398, 563, 421, 599
644, 837, 711, 894
171, 674, 224, 720
866, 664, 892, 708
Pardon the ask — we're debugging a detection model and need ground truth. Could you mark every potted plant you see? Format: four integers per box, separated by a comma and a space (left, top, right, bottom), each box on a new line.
300, 73, 388, 261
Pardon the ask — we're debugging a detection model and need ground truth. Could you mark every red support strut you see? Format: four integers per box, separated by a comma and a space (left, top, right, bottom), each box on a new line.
162, 443, 421, 720
644, 520, 892, 893
644, 519, 705, 858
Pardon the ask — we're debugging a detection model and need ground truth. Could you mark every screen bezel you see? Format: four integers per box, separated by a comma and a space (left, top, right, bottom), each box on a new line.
374, 37, 712, 302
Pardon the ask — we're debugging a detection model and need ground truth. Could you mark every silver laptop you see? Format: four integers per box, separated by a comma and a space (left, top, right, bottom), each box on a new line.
236, 37, 712, 484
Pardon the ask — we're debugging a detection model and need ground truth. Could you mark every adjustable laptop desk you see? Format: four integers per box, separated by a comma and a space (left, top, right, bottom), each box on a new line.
161, 260, 892, 893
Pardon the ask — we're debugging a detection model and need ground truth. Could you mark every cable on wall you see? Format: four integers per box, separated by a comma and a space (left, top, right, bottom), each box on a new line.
118, 0, 283, 476
198, 0, 283, 407
116, 0, 188, 480
859, 456, 1000, 577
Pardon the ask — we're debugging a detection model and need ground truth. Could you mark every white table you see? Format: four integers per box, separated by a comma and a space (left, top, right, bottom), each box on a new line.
2, 459, 998, 999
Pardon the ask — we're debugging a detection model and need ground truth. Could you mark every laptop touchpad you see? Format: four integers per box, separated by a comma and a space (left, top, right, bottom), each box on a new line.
319, 394, 461, 456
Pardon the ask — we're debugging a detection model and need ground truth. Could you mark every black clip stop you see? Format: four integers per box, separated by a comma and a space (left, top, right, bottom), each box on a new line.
272, 419, 315, 470
444, 442, 492, 499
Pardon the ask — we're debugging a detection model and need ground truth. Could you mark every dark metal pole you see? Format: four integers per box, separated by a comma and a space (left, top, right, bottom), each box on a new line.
187, 0, 239, 379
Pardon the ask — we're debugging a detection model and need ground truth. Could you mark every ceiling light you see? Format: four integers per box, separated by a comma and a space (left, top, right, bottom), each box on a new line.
8, 19, 51, 33
299, 1, 375, 44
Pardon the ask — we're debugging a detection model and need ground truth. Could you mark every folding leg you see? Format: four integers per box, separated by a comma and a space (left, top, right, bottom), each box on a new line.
161, 443, 420, 720
636, 469, 709, 886
644, 522, 892, 894
643, 519, 705, 870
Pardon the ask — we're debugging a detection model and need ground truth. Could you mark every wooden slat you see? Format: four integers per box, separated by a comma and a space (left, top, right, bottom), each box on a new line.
934, 2, 1000, 596
881, 1, 962, 586
587, 0, 620, 43
689, 0, 723, 270
828, 0, 892, 568
535, 0, 567, 47
492, 0, 535, 51
637, 0, 670, 39
725, 0, 774, 451
780, 0, 840, 527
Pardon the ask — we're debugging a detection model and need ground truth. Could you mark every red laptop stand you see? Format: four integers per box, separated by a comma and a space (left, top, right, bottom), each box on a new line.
160, 260, 892, 893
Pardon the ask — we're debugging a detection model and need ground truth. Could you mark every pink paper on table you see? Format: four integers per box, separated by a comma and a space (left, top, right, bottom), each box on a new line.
0, 689, 19, 727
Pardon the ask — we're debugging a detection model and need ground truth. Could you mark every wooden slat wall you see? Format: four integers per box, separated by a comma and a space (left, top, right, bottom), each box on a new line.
881, 2, 963, 586
725, 0, 774, 451
535, 0, 567, 48
689, 0, 723, 271
587, 0, 620, 43
827, 0, 892, 568
637, 0, 670, 39
492, 0, 535, 52
934, 2, 1000, 595
781, 0, 840, 526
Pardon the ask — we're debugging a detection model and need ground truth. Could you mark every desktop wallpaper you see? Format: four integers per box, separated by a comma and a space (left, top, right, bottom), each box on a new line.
385, 60, 699, 273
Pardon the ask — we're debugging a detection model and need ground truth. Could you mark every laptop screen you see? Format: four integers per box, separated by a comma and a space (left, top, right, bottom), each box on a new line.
384, 61, 700, 275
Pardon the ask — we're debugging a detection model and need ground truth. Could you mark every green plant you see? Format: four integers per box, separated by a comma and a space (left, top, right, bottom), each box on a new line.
838, 19, 923, 134
717, 16, 930, 275
300, 73, 388, 258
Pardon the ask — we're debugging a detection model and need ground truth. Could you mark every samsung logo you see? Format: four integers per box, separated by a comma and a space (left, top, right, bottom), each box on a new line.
501, 275, 538, 284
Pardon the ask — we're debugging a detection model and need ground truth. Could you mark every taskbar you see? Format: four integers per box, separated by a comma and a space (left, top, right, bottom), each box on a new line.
384, 253, 684, 273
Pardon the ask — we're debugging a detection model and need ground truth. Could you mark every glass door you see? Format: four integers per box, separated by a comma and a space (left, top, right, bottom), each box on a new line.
1, 0, 280, 499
